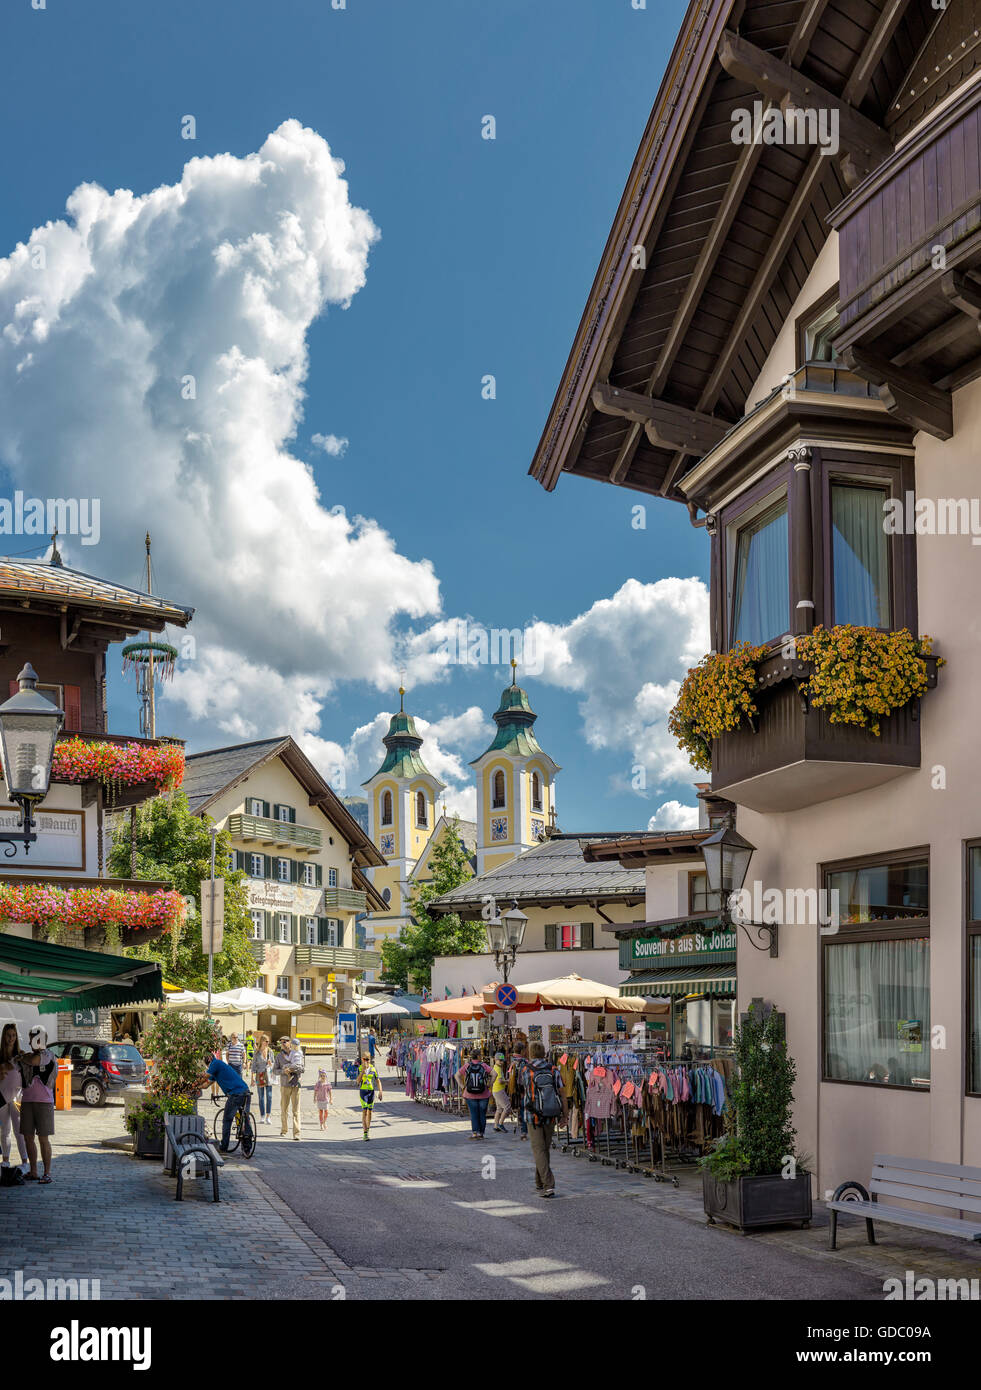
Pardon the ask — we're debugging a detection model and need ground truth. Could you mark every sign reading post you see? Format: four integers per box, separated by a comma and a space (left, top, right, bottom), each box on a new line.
201, 878, 225, 955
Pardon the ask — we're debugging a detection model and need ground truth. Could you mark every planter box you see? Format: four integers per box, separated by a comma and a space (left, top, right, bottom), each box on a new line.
702, 1171, 812, 1232
131, 1122, 165, 1160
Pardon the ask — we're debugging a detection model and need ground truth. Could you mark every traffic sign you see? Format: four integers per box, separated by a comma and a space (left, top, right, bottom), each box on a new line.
496, 983, 518, 1009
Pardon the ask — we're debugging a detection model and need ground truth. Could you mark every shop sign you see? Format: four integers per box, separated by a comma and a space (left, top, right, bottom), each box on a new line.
630, 927, 736, 965
246, 880, 324, 915
0, 806, 83, 869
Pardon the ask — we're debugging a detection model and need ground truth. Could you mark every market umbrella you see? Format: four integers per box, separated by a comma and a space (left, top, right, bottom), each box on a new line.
221, 987, 301, 1013
163, 989, 241, 1014
358, 999, 411, 1016
480, 973, 648, 1014
420, 993, 491, 1021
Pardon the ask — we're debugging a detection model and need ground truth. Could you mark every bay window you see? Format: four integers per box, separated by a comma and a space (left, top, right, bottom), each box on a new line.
823, 851, 930, 1089
831, 482, 891, 627
729, 493, 789, 646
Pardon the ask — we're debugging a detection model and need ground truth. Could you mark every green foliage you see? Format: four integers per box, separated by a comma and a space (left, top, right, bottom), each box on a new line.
381, 818, 484, 991
123, 1093, 196, 1134
110, 792, 256, 990
141, 1011, 222, 1101
701, 1001, 799, 1180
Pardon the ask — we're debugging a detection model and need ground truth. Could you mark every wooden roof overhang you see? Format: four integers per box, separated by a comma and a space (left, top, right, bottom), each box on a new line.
530, 0, 934, 504
0, 562, 193, 652
582, 830, 710, 866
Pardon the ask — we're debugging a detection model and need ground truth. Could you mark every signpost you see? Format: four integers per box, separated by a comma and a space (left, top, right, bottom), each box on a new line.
335, 1011, 357, 1087
202, 827, 222, 1020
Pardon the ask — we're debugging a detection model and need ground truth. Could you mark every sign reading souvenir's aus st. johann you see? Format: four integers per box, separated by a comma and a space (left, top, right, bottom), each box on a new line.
630, 928, 737, 965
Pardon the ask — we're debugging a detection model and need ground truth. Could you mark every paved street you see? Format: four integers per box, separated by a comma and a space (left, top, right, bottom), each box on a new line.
2, 1061, 979, 1301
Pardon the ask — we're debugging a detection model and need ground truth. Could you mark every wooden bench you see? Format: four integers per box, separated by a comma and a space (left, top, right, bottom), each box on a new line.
163, 1115, 222, 1203
829, 1153, 981, 1250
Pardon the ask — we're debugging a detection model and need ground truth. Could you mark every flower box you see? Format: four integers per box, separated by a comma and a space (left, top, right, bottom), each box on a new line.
702, 1171, 812, 1232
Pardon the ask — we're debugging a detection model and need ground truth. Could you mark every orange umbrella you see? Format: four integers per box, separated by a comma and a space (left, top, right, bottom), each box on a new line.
419, 992, 491, 1021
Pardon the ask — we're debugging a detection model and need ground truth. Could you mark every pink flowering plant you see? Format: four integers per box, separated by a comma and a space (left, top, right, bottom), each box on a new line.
142, 1011, 223, 1101
52, 738, 184, 794
0, 882, 184, 936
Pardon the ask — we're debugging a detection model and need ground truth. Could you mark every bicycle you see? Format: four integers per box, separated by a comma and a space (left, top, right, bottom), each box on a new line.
210, 1094, 257, 1158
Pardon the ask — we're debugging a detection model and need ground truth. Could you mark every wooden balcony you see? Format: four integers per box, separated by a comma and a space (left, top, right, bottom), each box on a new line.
711, 655, 940, 814
226, 812, 322, 853
323, 887, 366, 913
293, 945, 381, 972
831, 83, 981, 436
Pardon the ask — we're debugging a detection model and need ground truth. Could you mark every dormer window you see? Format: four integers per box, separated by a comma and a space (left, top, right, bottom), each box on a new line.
381, 790, 393, 826
416, 791, 428, 828
492, 770, 506, 809
729, 492, 789, 647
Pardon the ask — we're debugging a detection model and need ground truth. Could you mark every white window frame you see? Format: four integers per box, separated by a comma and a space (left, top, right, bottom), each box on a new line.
302, 862, 316, 887
328, 867, 337, 888
277, 858, 290, 882
299, 977, 313, 1003
558, 923, 582, 950
249, 798, 263, 817
305, 917, 318, 945
275, 975, 290, 1000
278, 913, 291, 944
250, 854, 264, 878
249, 910, 264, 941
278, 804, 291, 822
381, 790, 393, 826
325, 919, 339, 947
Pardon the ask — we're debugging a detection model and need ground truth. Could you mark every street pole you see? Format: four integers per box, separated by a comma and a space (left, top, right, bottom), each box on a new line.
207, 826, 217, 1021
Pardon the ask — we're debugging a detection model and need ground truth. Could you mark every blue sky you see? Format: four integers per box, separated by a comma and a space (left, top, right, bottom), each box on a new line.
0, 0, 710, 831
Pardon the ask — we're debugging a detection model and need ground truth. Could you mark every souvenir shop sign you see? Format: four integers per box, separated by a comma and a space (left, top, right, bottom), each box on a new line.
629, 927, 736, 966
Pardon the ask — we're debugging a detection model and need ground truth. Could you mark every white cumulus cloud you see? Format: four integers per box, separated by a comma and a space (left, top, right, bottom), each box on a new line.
311, 431, 348, 456
647, 800, 699, 831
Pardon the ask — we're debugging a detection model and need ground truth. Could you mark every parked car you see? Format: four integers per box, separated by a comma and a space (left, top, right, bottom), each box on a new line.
48, 1040, 149, 1107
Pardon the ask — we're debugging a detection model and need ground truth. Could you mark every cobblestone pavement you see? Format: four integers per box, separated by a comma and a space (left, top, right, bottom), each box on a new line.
2, 1064, 979, 1301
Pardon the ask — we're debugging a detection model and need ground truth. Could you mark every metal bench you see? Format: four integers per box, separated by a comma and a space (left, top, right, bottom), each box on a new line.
164, 1114, 222, 1203
829, 1153, 981, 1250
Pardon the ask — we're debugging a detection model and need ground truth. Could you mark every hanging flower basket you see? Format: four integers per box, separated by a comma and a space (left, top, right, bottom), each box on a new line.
0, 882, 185, 935
52, 738, 185, 793
121, 640, 179, 683
668, 642, 768, 773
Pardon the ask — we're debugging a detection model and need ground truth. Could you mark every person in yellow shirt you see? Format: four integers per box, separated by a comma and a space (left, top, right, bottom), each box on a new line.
491, 1050, 513, 1133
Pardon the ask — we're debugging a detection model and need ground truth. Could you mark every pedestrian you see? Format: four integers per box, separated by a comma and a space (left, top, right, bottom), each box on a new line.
491, 1050, 512, 1132
274, 1037, 304, 1140
367, 1030, 377, 1062
211, 1035, 225, 1100
508, 1043, 529, 1140
250, 1033, 274, 1125
203, 1045, 252, 1153
17, 1025, 57, 1184
314, 1069, 332, 1129
244, 1029, 256, 1069
355, 1053, 382, 1139
225, 1032, 245, 1076
0, 1023, 28, 1178
523, 1041, 567, 1198
456, 1046, 493, 1141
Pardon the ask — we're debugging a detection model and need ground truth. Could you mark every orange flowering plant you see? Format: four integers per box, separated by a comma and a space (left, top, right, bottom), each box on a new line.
668, 642, 768, 773
795, 625, 942, 736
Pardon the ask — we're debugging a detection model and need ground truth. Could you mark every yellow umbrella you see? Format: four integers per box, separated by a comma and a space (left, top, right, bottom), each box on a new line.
481, 973, 647, 1014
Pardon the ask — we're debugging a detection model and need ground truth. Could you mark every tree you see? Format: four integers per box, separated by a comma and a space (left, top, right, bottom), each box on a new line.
380, 817, 484, 990
109, 792, 257, 991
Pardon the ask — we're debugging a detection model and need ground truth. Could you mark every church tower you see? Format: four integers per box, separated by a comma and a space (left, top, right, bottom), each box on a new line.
472, 660, 560, 876
362, 687, 445, 950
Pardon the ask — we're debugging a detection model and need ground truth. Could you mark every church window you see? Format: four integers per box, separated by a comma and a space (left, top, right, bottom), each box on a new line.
532, 772, 543, 811
416, 791, 428, 827
492, 770, 506, 808
381, 789, 393, 825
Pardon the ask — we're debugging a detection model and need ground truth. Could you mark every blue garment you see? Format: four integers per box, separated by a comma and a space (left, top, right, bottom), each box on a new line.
221, 1092, 250, 1151
466, 1096, 489, 1136
207, 1057, 249, 1097
256, 1083, 273, 1116
368, 1035, 376, 1059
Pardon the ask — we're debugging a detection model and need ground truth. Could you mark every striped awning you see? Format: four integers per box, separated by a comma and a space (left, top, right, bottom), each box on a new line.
619, 964, 736, 998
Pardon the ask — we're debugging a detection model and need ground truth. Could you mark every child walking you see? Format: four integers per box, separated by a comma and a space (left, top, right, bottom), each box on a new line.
314, 1069, 332, 1130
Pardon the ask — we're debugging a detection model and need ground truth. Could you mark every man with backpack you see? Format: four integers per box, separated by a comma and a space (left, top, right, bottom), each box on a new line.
522, 1041, 567, 1197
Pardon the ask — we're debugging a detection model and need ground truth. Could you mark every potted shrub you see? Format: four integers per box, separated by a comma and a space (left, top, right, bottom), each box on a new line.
125, 1095, 196, 1159
701, 999, 812, 1231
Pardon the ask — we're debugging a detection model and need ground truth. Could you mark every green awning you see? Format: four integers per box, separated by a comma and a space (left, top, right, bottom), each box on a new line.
0, 934, 163, 1013
620, 964, 736, 998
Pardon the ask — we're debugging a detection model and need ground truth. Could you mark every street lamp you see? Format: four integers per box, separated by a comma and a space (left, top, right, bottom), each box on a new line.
0, 664, 64, 856
484, 900, 527, 982
699, 820, 777, 956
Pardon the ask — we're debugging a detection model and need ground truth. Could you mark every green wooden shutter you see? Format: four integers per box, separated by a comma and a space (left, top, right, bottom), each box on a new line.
545, 923, 557, 951
263, 911, 273, 942
292, 914, 299, 944
263, 855, 273, 879
581, 923, 594, 950
290, 859, 299, 884
315, 864, 323, 887
262, 801, 271, 819
289, 806, 297, 824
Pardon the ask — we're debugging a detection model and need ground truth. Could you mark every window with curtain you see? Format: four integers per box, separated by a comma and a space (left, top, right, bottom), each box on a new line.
968, 846, 981, 1094
731, 496, 789, 646
832, 483, 890, 627
823, 853, 930, 1088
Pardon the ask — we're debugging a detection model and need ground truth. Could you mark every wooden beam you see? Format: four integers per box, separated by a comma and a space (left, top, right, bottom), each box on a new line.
841, 0, 912, 106
717, 31, 894, 167
609, 421, 643, 486
941, 270, 981, 321
786, 0, 831, 67
591, 383, 727, 454
893, 312, 975, 368
841, 347, 953, 440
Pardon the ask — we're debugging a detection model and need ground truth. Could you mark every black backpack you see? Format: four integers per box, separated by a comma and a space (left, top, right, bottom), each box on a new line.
465, 1060, 487, 1093
526, 1060, 563, 1119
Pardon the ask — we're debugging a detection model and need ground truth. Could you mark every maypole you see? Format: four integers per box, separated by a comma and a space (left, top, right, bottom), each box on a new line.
121, 532, 178, 739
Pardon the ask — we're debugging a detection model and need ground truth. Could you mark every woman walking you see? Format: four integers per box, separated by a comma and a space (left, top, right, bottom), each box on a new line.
491, 1050, 513, 1132
356, 1053, 382, 1140
250, 1033, 274, 1126
0, 1023, 28, 1174
225, 1033, 245, 1077
314, 1069, 332, 1130
456, 1046, 493, 1141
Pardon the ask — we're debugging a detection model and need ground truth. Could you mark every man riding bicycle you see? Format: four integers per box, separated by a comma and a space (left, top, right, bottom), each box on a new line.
204, 1047, 252, 1153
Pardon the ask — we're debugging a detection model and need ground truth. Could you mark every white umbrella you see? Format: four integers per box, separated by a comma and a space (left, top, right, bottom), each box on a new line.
221, 987, 302, 1013
164, 989, 241, 1014
358, 999, 410, 1016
